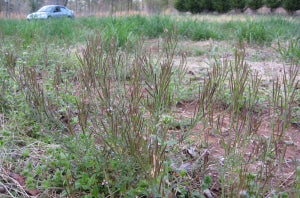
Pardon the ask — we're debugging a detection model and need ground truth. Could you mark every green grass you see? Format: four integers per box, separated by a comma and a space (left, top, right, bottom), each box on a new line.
0, 15, 299, 47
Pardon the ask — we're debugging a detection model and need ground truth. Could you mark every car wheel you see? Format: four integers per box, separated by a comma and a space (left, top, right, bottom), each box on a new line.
47, 16, 52, 19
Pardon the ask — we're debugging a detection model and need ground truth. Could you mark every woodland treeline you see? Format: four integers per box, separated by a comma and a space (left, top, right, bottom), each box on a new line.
175, 0, 300, 14
0, 0, 299, 17
0, 0, 174, 17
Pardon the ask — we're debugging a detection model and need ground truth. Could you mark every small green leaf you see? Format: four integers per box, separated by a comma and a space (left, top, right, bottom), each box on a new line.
82, 184, 90, 190
203, 175, 212, 185
281, 192, 288, 198
75, 181, 81, 190
92, 186, 99, 197
165, 140, 177, 145
22, 149, 30, 157
202, 183, 208, 190
36, 165, 41, 175
180, 169, 187, 177
26, 177, 34, 185
42, 180, 49, 188
139, 180, 149, 188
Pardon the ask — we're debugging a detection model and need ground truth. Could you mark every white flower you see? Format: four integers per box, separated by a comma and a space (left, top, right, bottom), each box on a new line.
101, 180, 108, 186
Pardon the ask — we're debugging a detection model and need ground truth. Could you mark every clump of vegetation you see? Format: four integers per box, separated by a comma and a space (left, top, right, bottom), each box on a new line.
276, 38, 300, 64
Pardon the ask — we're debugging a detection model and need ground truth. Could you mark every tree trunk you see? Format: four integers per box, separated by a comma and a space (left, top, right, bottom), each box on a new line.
0, 1, 3, 15
75, 0, 78, 12
6, 0, 10, 18
111, 0, 114, 15
64, 0, 69, 6
99, 0, 102, 12
127, 0, 129, 12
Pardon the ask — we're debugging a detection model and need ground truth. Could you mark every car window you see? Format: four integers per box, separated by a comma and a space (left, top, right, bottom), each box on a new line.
38, 6, 53, 12
60, 7, 68, 13
54, 7, 61, 12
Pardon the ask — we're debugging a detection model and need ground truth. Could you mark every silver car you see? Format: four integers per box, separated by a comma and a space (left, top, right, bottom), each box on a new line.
27, 5, 74, 21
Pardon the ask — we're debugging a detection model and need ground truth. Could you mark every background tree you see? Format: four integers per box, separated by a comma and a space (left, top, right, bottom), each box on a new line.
282, 0, 300, 14
265, 0, 281, 12
64, 0, 68, 6
201, 0, 213, 12
6, 0, 11, 17
0, 1, 3, 13
212, 0, 231, 13
184, 0, 202, 13
247, 0, 263, 10
28, 0, 44, 12
174, 0, 187, 12
174, 0, 213, 13
231, 0, 246, 10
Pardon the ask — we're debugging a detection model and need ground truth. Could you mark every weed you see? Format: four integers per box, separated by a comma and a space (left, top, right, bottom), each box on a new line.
276, 38, 300, 63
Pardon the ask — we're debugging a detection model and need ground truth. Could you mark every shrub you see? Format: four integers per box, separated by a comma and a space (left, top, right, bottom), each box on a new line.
174, 0, 188, 12
247, 0, 264, 10
174, 0, 214, 13
265, 0, 282, 11
231, 0, 246, 10
200, 0, 214, 12
184, 0, 204, 14
212, 0, 232, 13
283, 0, 300, 14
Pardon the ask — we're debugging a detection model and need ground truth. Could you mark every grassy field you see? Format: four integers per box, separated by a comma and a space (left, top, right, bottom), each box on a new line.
0, 15, 299, 197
